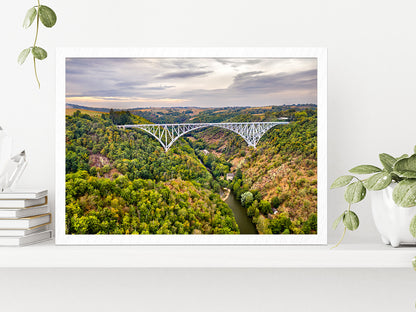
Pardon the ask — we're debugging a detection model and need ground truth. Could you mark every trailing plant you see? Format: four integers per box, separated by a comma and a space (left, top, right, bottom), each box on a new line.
331, 145, 416, 247
18, 1, 57, 88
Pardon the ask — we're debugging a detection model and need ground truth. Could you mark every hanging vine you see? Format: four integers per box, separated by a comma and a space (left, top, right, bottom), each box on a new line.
18, 1, 57, 88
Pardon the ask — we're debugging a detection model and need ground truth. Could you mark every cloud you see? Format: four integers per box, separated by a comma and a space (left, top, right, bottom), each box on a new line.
215, 59, 263, 67
138, 85, 175, 91
230, 69, 317, 94
176, 69, 317, 107
66, 57, 317, 108
115, 81, 146, 88
157, 70, 213, 79
233, 71, 264, 80
114, 81, 174, 91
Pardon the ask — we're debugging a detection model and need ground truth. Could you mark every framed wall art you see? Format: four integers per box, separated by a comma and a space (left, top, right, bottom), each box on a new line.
55, 47, 327, 244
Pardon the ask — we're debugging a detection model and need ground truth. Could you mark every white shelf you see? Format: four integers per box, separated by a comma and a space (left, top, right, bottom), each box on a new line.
0, 241, 414, 268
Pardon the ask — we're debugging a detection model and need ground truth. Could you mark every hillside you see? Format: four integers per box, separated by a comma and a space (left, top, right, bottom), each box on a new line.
66, 110, 238, 234
187, 108, 318, 234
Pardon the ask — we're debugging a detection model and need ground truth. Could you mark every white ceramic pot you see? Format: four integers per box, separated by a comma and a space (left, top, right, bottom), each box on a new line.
370, 184, 416, 247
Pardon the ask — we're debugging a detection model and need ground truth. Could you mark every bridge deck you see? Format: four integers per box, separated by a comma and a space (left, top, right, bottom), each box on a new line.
120, 121, 289, 127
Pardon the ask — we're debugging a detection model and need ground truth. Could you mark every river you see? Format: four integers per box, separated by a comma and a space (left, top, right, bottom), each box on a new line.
194, 151, 257, 234
225, 190, 258, 234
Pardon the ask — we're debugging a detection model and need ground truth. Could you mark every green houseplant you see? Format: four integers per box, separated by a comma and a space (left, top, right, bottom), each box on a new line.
331, 145, 416, 247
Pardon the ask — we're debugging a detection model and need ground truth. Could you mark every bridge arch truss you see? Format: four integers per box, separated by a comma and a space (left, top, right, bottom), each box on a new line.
118, 121, 289, 151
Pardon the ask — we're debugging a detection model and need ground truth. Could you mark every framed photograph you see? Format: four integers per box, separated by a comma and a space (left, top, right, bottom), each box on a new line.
56, 47, 327, 245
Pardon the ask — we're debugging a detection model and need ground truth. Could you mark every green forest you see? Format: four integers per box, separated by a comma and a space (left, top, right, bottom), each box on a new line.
65, 105, 317, 235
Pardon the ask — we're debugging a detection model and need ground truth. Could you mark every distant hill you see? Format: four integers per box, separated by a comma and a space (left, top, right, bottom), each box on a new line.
66, 103, 316, 124
66, 103, 110, 112
66, 108, 108, 117
66, 103, 316, 113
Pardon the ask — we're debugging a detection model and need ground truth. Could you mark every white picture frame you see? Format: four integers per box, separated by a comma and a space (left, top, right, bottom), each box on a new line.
56, 47, 327, 245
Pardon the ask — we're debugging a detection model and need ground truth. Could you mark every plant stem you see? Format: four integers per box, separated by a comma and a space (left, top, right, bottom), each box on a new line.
331, 203, 351, 249
331, 226, 346, 249
33, 0, 40, 46
33, 0, 41, 88
33, 57, 40, 88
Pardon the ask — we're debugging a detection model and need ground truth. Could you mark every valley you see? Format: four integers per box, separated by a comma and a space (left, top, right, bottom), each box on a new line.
65, 104, 317, 235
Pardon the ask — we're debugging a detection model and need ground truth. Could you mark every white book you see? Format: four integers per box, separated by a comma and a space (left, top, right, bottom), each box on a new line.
0, 196, 47, 208
0, 213, 51, 229
0, 189, 47, 200
0, 225, 48, 237
0, 205, 49, 218
0, 230, 52, 246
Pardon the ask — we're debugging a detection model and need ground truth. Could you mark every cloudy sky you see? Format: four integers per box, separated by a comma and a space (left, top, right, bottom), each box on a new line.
66, 58, 317, 109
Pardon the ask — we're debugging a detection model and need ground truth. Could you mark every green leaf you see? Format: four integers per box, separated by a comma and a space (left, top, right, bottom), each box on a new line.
349, 165, 382, 174
332, 212, 345, 230
410, 215, 416, 238
330, 175, 354, 189
395, 170, 416, 179
393, 154, 416, 178
397, 154, 409, 161
344, 181, 366, 203
39, 5, 57, 28
23, 7, 37, 28
392, 179, 416, 207
31, 47, 47, 60
343, 211, 359, 231
390, 172, 403, 183
379, 153, 396, 173
364, 171, 392, 191
413, 257, 416, 271
17, 48, 31, 65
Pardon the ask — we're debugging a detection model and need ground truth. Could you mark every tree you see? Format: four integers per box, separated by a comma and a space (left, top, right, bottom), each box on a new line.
269, 213, 292, 234
259, 200, 272, 215
241, 191, 254, 207
235, 168, 243, 180
247, 200, 260, 218
232, 180, 241, 195
294, 111, 307, 120
302, 213, 317, 234
206, 153, 215, 169
256, 215, 272, 234
271, 196, 280, 208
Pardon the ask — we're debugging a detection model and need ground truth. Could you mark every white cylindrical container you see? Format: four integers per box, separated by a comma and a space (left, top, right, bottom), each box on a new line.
370, 184, 416, 247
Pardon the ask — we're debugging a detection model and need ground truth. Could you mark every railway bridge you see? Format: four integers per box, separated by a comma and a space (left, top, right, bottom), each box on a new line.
118, 121, 289, 151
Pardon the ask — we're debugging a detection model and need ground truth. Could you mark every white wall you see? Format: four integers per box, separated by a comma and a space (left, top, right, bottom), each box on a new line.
1, 0, 416, 311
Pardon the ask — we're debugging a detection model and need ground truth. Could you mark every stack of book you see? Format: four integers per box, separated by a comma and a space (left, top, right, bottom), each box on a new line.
0, 189, 52, 246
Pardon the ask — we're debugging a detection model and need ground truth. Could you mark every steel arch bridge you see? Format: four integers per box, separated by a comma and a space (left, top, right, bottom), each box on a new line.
118, 121, 289, 151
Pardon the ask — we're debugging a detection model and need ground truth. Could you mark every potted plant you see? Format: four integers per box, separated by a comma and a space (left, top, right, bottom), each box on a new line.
331, 145, 416, 247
